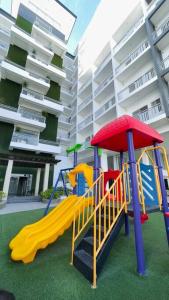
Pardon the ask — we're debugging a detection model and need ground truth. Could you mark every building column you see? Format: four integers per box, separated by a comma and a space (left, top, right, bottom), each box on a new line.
100, 151, 108, 171
35, 168, 41, 196
43, 163, 50, 191
3, 159, 13, 201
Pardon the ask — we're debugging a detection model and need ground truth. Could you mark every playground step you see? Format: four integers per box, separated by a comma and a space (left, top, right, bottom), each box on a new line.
73, 210, 125, 283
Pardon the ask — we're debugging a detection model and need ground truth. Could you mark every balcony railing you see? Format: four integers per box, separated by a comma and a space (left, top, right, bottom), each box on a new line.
113, 17, 144, 53
0, 103, 17, 112
152, 16, 169, 41
79, 78, 92, 94
78, 114, 93, 131
94, 53, 111, 77
58, 131, 70, 140
34, 17, 65, 42
11, 131, 39, 145
95, 97, 115, 119
115, 40, 149, 75
78, 95, 92, 112
4, 59, 50, 83
0, 27, 10, 36
133, 103, 164, 122
19, 107, 46, 123
94, 73, 113, 97
59, 116, 71, 124
161, 55, 169, 71
39, 138, 60, 146
70, 126, 76, 136
21, 88, 62, 105
118, 68, 156, 102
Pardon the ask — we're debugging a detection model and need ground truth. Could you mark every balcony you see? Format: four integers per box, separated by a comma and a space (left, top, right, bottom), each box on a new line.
57, 131, 70, 145
0, 103, 46, 131
95, 97, 116, 122
113, 17, 144, 54
10, 131, 61, 155
60, 88, 73, 102
58, 115, 71, 129
10, 25, 53, 58
70, 126, 76, 137
20, 88, 63, 116
26, 54, 66, 82
161, 55, 169, 79
115, 40, 150, 75
133, 103, 165, 123
94, 53, 112, 78
78, 95, 92, 114
32, 18, 66, 56
78, 78, 92, 97
0, 27, 10, 43
94, 73, 114, 101
1, 59, 50, 94
78, 114, 93, 132
118, 68, 157, 105
0, 42, 9, 57
152, 16, 169, 43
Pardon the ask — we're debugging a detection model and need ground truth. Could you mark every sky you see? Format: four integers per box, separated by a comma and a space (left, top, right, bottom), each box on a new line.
59, 0, 101, 54
0, 0, 101, 54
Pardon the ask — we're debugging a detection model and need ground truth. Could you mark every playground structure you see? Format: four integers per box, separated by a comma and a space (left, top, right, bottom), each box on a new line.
9, 115, 169, 288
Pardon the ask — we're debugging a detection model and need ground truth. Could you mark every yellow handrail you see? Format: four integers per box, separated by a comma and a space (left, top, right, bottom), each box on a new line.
71, 172, 104, 265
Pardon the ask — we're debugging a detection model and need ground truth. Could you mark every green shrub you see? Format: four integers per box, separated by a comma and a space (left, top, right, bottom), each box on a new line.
40, 186, 72, 201
0, 191, 6, 201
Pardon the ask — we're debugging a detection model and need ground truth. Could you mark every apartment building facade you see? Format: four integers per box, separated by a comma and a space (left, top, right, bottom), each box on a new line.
0, 0, 76, 201
69, 0, 169, 172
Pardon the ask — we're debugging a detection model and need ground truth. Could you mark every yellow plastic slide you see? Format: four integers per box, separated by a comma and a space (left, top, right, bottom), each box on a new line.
9, 195, 93, 264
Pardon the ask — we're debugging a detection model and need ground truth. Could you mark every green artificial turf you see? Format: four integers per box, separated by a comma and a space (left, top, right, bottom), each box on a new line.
0, 210, 169, 300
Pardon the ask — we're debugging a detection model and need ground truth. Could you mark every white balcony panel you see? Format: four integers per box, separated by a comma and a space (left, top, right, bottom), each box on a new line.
78, 79, 92, 98
1, 60, 50, 94
0, 27, 10, 44
26, 55, 66, 83
115, 40, 150, 77
58, 116, 71, 129
94, 74, 114, 102
60, 88, 72, 102
118, 69, 158, 108
32, 24, 66, 57
151, 0, 169, 27
10, 140, 61, 155
10, 26, 53, 59
94, 54, 112, 80
78, 114, 93, 134
95, 97, 116, 124
0, 105, 45, 131
113, 17, 145, 55
78, 95, 92, 116
133, 104, 166, 127
19, 88, 63, 116
0, 43, 9, 58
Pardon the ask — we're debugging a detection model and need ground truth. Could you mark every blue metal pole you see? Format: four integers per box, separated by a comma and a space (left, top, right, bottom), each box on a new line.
120, 152, 129, 236
154, 142, 169, 245
94, 147, 99, 205
127, 130, 145, 275
73, 151, 78, 195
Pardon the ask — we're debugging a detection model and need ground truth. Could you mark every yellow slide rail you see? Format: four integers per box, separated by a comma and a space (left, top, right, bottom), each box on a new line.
71, 164, 130, 288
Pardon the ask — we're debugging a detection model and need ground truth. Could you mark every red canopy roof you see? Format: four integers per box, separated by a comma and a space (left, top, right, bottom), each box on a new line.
91, 115, 164, 152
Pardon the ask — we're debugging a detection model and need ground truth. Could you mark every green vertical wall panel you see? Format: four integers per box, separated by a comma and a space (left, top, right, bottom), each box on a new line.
7, 45, 28, 67
40, 114, 58, 141
16, 15, 33, 34
46, 81, 61, 101
51, 54, 63, 68
0, 79, 22, 108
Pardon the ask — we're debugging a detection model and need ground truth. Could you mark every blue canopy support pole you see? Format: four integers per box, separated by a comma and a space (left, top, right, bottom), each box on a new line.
120, 151, 129, 236
73, 151, 78, 195
154, 142, 169, 245
94, 146, 99, 205
127, 130, 145, 275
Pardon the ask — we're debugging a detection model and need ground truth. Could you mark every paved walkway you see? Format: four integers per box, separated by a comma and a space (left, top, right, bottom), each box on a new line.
0, 201, 56, 215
